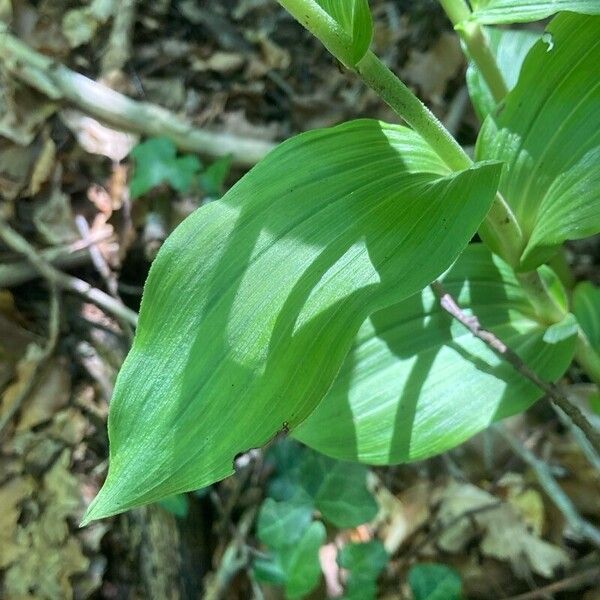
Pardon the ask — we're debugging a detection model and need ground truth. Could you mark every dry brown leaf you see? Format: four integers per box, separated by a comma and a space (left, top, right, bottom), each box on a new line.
0, 475, 35, 568
374, 480, 431, 554
402, 32, 463, 104
61, 109, 138, 162
437, 481, 570, 578
16, 357, 71, 431
28, 135, 56, 195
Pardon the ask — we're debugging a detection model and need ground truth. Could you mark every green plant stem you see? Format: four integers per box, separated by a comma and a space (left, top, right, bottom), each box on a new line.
276, 0, 355, 66
355, 51, 471, 171
355, 51, 523, 265
516, 271, 566, 324
438, 0, 508, 103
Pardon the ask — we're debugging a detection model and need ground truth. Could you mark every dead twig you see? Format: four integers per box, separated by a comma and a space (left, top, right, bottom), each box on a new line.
0, 284, 60, 438
0, 217, 138, 328
75, 215, 133, 340
0, 24, 275, 167
431, 281, 600, 455
0, 226, 113, 287
502, 566, 600, 599
495, 424, 600, 549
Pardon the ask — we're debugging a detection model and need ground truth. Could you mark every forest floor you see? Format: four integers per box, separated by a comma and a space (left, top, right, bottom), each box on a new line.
1, 0, 600, 599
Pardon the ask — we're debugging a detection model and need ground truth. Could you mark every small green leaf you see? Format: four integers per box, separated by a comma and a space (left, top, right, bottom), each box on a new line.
408, 563, 462, 600
200, 155, 231, 196
253, 555, 286, 585
466, 28, 539, 120
83, 120, 500, 523
280, 521, 326, 599
337, 541, 388, 600
470, 0, 600, 24
158, 493, 188, 517
476, 13, 600, 270
257, 498, 313, 549
299, 454, 378, 528
129, 137, 202, 198
317, 0, 373, 65
543, 313, 578, 345
573, 282, 600, 351
294, 245, 576, 464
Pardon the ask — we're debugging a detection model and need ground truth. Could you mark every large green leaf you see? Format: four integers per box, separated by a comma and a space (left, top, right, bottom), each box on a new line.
317, 0, 372, 65
82, 120, 500, 522
293, 245, 576, 464
476, 13, 600, 270
466, 28, 540, 120
470, 0, 600, 24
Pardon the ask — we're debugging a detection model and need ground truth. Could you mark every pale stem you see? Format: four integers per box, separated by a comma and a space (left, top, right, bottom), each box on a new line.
438, 0, 509, 103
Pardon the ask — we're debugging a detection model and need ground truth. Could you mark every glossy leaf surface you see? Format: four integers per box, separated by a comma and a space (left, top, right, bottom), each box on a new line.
83, 120, 501, 522
476, 13, 600, 270
466, 28, 539, 120
294, 245, 576, 464
470, 0, 600, 24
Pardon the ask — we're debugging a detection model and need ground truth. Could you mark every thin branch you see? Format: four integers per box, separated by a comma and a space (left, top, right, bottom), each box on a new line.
495, 425, 600, 549
0, 226, 113, 287
0, 24, 275, 168
0, 217, 138, 328
75, 215, 133, 340
431, 281, 600, 455
0, 284, 60, 438
502, 567, 600, 600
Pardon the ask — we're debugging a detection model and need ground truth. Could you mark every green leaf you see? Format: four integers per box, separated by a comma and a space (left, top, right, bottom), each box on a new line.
129, 137, 202, 198
476, 13, 600, 270
573, 282, 600, 351
253, 555, 286, 585
317, 0, 373, 65
337, 541, 388, 600
83, 119, 501, 523
200, 155, 231, 196
408, 563, 462, 600
466, 28, 540, 120
280, 521, 326, 599
293, 245, 576, 464
257, 498, 313, 548
470, 0, 600, 24
157, 493, 188, 517
299, 453, 378, 528
543, 313, 578, 345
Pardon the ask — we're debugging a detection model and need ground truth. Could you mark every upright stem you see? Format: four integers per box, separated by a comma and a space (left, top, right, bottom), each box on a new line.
355, 51, 471, 172
438, 0, 508, 103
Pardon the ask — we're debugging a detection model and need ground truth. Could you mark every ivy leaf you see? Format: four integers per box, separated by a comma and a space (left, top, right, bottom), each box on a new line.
82, 120, 500, 523
257, 498, 313, 549
408, 563, 463, 600
129, 137, 202, 198
294, 245, 576, 464
476, 13, 600, 270
299, 453, 377, 528
470, 0, 600, 24
337, 541, 388, 600
254, 521, 326, 599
